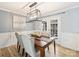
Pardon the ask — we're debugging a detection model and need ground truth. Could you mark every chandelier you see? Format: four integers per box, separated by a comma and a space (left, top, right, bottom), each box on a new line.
26, 2, 41, 23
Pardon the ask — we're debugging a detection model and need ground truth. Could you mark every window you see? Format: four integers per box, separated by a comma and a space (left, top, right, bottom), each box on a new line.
42, 21, 47, 31
12, 15, 26, 31
50, 20, 58, 37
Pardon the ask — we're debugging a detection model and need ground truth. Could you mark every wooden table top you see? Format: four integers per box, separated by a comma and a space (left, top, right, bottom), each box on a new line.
35, 38, 55, 48
31, 34, 57, 48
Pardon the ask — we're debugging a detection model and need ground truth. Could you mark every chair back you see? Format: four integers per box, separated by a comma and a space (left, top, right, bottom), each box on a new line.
21, 35, 36, 57
15, 32, 24, 47
15, 32, 19, 41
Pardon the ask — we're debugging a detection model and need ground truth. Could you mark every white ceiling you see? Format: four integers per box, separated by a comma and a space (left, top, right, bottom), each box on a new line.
0, 2, 79, 16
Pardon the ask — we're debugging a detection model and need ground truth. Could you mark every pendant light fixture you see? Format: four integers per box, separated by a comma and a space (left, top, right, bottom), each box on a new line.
26, 2, 41, 23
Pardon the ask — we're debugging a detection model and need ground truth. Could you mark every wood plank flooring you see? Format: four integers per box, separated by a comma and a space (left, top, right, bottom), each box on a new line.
0, 43, 79, 57
0, 45, 20, 57
55, 44, 79, 57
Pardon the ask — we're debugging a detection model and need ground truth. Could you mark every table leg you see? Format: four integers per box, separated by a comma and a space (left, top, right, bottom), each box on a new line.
40, 48, 45, 57
54, 40, 56, 56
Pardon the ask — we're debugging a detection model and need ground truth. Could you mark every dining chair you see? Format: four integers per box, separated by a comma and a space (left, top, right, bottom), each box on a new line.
15, 32, 20, 51
15, 32, 25, 56
21, 35, 51, 57
21, 35, 38, 57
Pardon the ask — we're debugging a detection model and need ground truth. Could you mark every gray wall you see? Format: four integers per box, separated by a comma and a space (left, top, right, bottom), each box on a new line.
0, 10, 12, 33
62, 7, 79, 32
59, 7, 79, 51
0, 10, 27, 33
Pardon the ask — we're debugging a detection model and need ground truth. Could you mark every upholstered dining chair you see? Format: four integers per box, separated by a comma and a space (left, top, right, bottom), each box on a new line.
15, 32, 25, 56
21, 35, 50, 57
15, 32, 50, 57
21, 35, 38, 57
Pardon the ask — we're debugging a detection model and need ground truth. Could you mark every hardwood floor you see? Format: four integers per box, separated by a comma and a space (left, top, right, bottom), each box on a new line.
56, 44, 79, 57
0, 45, 20, 57
0, 43, 79, 57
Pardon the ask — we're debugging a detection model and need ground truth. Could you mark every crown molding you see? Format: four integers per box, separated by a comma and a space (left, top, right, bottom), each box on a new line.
0, 7, 27, 16
41, 4, 79, 18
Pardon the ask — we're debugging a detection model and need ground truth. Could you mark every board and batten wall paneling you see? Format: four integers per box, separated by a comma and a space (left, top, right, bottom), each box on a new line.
60, 7, 79, 51
0, 10, 27, 48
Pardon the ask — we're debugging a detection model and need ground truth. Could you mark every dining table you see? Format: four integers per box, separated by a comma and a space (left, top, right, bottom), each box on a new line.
31, 34, 57, 57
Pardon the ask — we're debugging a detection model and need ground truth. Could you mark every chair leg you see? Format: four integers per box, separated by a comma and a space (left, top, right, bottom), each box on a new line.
28, 55, 31, 57
18, 45, 20, 52
22, 48, 25, 56
25, 53, 31, 57
17, 42, 20, 52
25, 53, 28, 57
17, 42, 19, 49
